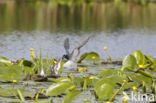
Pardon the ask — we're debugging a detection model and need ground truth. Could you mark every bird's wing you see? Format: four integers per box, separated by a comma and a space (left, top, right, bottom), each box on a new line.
74, 36, 91, 49
64, 38, 70, 55
70, 36, 91, 61
69, 49, 79, 61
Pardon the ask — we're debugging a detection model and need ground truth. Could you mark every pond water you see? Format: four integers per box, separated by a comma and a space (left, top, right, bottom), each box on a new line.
0, 0, 156, 60
0, 0, 156, 103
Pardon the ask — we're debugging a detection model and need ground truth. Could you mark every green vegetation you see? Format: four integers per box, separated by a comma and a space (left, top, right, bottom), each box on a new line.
0, 49, 156, 102
0, 0, 156, 33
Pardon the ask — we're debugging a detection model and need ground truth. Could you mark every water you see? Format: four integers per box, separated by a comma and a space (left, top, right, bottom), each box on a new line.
0, 30, 156, 60
0, 1, 156, 59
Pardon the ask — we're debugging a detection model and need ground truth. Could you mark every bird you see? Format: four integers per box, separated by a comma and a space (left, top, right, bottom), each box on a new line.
63, 36, 91, 69
50, 58, 63, 75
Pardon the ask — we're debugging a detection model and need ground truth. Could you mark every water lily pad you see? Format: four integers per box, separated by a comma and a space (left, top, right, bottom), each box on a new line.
97, 69, 126, 78
94, 75, 125, 89
133, 50, 145, 65
128, 73, 152, 85
121, 54, 137, 71
0, 65, 24, 82
46, 82, 74, 96
95, 83, 114, 100
63, 90, 81, 103
77, 52, 100, 63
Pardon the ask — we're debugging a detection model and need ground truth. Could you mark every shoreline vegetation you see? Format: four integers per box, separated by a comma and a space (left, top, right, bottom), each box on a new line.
0, 0, 156, 32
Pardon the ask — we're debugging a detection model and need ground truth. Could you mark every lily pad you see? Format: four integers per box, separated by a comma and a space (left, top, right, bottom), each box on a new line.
0, 65, 24, 82
121, 54, 137, 71
63, 90, 81, 103
46, 82, 74, 96
77, 52, 100, 63
133, 50, 145, 65
95, 83, 114, 100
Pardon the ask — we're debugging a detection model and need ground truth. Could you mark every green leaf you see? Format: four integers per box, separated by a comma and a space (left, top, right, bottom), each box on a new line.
63, 90, 81, 103
77, 53, 88, 63
145, 55, 156, 64
85, 52, 100, 60
0, 88, 24, 97
0, 65, 24, 82
128, 73, 152, 85
46, 82, 73, 96
133, 50, 145, 65
58, 62, 64, 74
94, 75, 125, 89
0, 56, 12, 66
95, 83, 114, 100
122, 82, 139, 90
23, 60, 33, 67
56, 77, 71, 82
121, 54, 137, 71
77, 52, 100, 63
97, 69, 126, 78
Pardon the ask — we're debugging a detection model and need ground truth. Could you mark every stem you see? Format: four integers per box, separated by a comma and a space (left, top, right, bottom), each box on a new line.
17, 89, 25, 101
109, 83, 125, 102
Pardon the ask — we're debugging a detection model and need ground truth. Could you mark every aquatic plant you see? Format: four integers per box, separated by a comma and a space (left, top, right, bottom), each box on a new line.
0, 49, 156, 102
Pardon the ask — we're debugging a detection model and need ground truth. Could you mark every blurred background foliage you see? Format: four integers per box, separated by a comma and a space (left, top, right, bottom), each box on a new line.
0, 0, 156, 33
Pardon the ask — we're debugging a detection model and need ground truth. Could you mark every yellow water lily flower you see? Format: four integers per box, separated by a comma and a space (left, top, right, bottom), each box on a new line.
104, 46, 108, 50
122, 98, 128, 102
91, 56, 96, 60
54, 60, 57, 64
13, 80, 17, 83
132, 86, 137, 90
30, 48, 34, 51
89, 76, 95, 80
30, 51, 35, 55
77, 67, 87, 72
138, 64, 144, 68
122, 80, 127, 83
105, 101, 111, 103
104, 58, 108, 62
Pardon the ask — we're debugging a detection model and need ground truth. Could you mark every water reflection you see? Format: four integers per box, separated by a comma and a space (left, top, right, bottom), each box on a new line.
0, 0, 156, 32
0, 30, 156, 59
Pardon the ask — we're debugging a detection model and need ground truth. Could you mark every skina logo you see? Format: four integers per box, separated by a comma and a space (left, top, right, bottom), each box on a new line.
122, 92, 155, 102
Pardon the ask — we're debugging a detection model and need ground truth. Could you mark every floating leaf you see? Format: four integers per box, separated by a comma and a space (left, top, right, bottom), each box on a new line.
56, 77, 71, 82
0, 65, 24, 82
46, 82, 73, 96
94, 75, 125, 89
77, 52, 100, 63
121, 54, 137, 71
0, 88, 24, 97
128, 73, 152, 85
95, 83, 114, 100
77, 53, 88, 63
122, 82, 139, 91
133, 50, 145, 65
85, 52, 100, 60
63, 90, 81, 103
97, 69, 126, 78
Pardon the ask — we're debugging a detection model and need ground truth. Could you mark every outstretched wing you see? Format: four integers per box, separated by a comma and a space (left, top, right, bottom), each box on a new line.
70, 36, 91, 61
64, 38, 70, 55
75, 36, 91, 49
